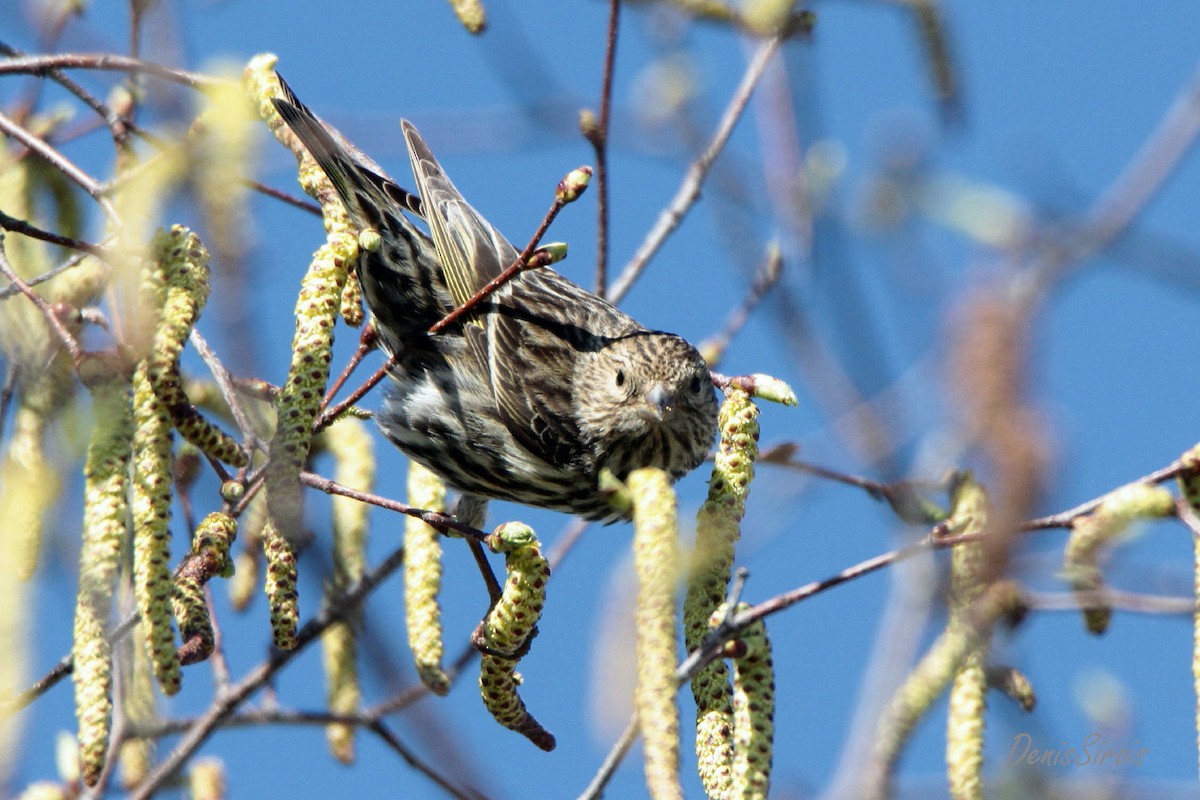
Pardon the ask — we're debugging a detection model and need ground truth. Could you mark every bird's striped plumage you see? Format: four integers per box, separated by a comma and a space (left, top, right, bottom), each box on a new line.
274, 78, 719, 522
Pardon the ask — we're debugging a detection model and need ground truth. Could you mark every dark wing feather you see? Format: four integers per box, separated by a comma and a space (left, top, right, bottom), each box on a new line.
400, 119, 644, 468
402, 120, 512, 309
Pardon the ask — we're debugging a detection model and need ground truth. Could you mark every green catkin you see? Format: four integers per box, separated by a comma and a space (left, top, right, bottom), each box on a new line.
339, 275, 364, 327
1063, 481, 1175, 634
248, 56, 357, 539
685, 387, 760, 799
945, 476, 988, 800
867, 582, 1025, 800
262, 518, 299, 650
404, 461, 450, 695
317, 417, 374, 762
173, 512, 237, 665
73, 371, 135, 786
147, 226, 246, 467
475, 522, 554, 750
628, 467, 684, 800
714, 604, 774, 800
478, 655, 555, 751
131, 363, 181, 695
263, 223, 354, 536
480, 523, 551, 656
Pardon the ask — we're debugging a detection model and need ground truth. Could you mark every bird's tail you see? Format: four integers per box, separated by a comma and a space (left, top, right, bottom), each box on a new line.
272, 74, 424, 227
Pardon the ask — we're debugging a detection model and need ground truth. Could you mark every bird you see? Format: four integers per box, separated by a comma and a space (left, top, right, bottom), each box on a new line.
272, 77, 719, 524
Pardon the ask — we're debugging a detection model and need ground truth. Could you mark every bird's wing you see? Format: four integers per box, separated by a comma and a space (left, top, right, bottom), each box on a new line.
404, 120, 586, 466
402, 120, 513, 311
489, 292, 587, 467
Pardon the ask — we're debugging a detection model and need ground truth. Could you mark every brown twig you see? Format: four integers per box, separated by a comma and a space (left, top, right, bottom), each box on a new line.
246, 178, 322, 216
0, 232, 84, 363
606, 34, 781, 304
0, 40, 134, 146
0, 109, 120, 224
698, 243, 783, 365
316, 174, 585, 430
0, 209, 110, 257
585, 0, 620, 297
0, 52, 219, 88
128, 544, 408, 800
298, 470, 487, 540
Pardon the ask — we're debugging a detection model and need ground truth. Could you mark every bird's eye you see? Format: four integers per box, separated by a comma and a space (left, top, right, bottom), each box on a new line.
615, 369, 626, 387
690, 376, 703, 394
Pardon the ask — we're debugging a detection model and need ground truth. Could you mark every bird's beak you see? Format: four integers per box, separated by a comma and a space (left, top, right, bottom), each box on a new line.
644, 383, 674, 421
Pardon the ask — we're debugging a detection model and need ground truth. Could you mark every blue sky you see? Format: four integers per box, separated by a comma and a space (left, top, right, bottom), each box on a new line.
6, 2, 1200, 798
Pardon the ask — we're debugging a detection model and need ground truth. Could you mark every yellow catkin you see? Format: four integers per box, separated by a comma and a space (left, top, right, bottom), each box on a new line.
117, 622, 157, 790
188, 756, 227, 800
16, 783, 69, 800
1178, 443, 1200, 782
0, 453, 57, 784
447, 0, 487, 33
3, 405, 62, 579
130, 363, 181, 695
316, 417, 374, 762
866, 582, 1025, 800
340, 275, 364, 327
628, 467, 684, 800
1063, 481, 1176, 634
475, 522, 554, 750
262, 518, 299, 650
173, 512, 237, 665
73, 371, 135, 786
404, 461, 450, 694
263, 229, 354, 536
147, 226, 246, 467
0, 150, 93, 578
946, 476, 988, 800
192, 70, 256, 268
712, 604, 774, 800
247, 56, 358, 538
685, 387, 759, 799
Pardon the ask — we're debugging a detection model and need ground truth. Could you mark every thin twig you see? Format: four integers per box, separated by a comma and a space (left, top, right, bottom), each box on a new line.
0, 110, 120, 225
246, 178, 322, 215
586, 0, 621, 296
0, 232, 84, 363
0, 209, 110, 258
0, 40, 134, 146
298, 470, 486, 540
578, 718, 638, 800
322, 323, 378, 408
698, 244, 783, 365
316, 179, 578, 430
189, 328, 262, 450
1021, 457, 1190, 530
129, 545, 408, 800
0, 249, 93, 299
0, 52, 219, 88
606, 34, 781, 304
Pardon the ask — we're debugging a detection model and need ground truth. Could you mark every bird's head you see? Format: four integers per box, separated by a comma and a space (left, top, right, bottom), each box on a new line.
575, 332, 719, 477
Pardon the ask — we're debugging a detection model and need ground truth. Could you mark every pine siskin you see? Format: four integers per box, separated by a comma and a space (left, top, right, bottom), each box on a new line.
274, 78, 719, 523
